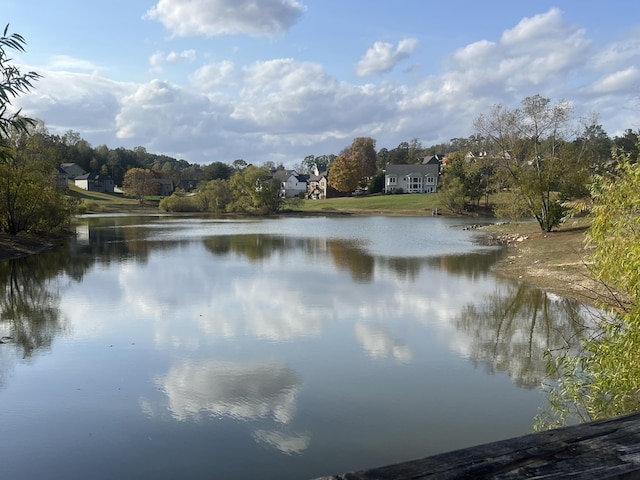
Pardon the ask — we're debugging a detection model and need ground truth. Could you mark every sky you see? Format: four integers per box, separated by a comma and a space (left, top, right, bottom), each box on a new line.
3, 0, 640, 167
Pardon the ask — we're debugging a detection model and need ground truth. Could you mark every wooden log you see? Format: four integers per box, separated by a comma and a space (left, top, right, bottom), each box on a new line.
316, 412, 640, 479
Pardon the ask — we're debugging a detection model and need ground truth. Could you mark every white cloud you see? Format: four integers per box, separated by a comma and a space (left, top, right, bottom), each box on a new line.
47, 55, 103, 74
146, 0, 306, 37
356, 38, 419, 77
18, 69, 133, 134
157, 360, 300, 423
13, 8, 640, 166
353, 323, 413, 363
253, 429, 310, 455
115, 79, 235, 153
189, 61, 237, 90
149, 50, 196, 73
388, 7, 600, 146
501, 8, 569, 46
591, 67, 640, 93
593, 36, 640, 69
233, 58, 399, 135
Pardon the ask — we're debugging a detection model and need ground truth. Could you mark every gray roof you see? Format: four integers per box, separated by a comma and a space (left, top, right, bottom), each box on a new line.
421, 155, 444, 165
385, 164, 437, 177
75, 172, 112, 181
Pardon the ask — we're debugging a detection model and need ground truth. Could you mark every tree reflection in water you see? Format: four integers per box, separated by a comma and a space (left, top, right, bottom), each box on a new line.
454, 281, 588, 389
0, 254, 67, 364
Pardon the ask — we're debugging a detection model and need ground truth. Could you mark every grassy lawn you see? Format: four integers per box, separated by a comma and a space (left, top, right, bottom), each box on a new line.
67, 184, 160, 213
290, 193, 445, 215
67, 185, 448, 216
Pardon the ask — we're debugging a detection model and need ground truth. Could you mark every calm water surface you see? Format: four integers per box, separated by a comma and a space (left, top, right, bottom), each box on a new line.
0, 215, 590, 479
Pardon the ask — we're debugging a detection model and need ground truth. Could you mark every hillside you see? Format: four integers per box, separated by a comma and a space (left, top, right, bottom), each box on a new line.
67, 184, 160, 213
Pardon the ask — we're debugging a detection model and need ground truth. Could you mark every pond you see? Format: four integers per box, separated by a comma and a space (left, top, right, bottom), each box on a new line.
0, 215, 592, 479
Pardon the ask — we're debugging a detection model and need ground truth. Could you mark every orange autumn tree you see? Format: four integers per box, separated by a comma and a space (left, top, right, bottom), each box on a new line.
328, 137, 378, 193
328, 153, 360, 193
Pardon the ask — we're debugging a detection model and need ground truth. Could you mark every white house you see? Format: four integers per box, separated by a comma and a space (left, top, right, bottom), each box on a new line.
74, 172, 115, 193
385, 157, 440, 193
273, 169, 308, 198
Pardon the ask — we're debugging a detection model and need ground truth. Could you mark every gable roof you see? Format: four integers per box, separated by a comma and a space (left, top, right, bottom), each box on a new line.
308, 170, 328, 181
59, 162, 86, 177
385, 164, 438, 177
421, 155, 444, 165
273, 169, 308, 184
75, 172, 112, 181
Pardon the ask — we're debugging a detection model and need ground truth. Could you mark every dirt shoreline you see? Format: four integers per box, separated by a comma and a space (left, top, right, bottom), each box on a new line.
0, 218, 611, 309
479, 219, 617, 309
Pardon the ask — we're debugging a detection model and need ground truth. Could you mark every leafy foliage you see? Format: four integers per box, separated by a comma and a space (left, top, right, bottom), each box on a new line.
228, 165, 283, 214
536, 144, 640, 430
158, 193, 200, 212
0, 24, 41, 141
122, 168, 159, 202
440, 176, 466, 214
588, 158, 640, 301
474, 95, 588, 232
328, 153, 360, 193
441, 151, 495, 211
366, 171, 385, 194
329, 137, 378, 193
0, 29, 73, 235
198, 178, 232, 213
350, 137, 378, 181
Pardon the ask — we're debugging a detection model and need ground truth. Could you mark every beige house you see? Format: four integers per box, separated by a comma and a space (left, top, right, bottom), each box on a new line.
306, 172, 328, 199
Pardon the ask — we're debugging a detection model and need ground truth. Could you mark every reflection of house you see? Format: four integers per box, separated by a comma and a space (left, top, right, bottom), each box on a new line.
273, 169, 308, 198
74, 172, 115, 193
385, 157, 440, 193
59, 162, 86, 179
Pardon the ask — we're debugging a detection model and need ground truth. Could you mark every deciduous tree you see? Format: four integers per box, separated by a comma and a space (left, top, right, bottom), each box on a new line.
228, 165, 282, 214
198, 178, 232, 213
350, 137, 377, 181
328, 153, 359, 193
474, 95, 584, 231
123, 168, 158, 202
0, 124, 72, 235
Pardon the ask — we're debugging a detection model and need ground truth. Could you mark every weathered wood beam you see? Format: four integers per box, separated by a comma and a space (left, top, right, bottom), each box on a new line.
316, 412, 640, 479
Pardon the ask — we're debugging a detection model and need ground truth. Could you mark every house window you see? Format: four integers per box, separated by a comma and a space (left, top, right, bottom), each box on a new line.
388, 176, 397, 184
409, 176, 422, 191
426, 176, 434, 184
